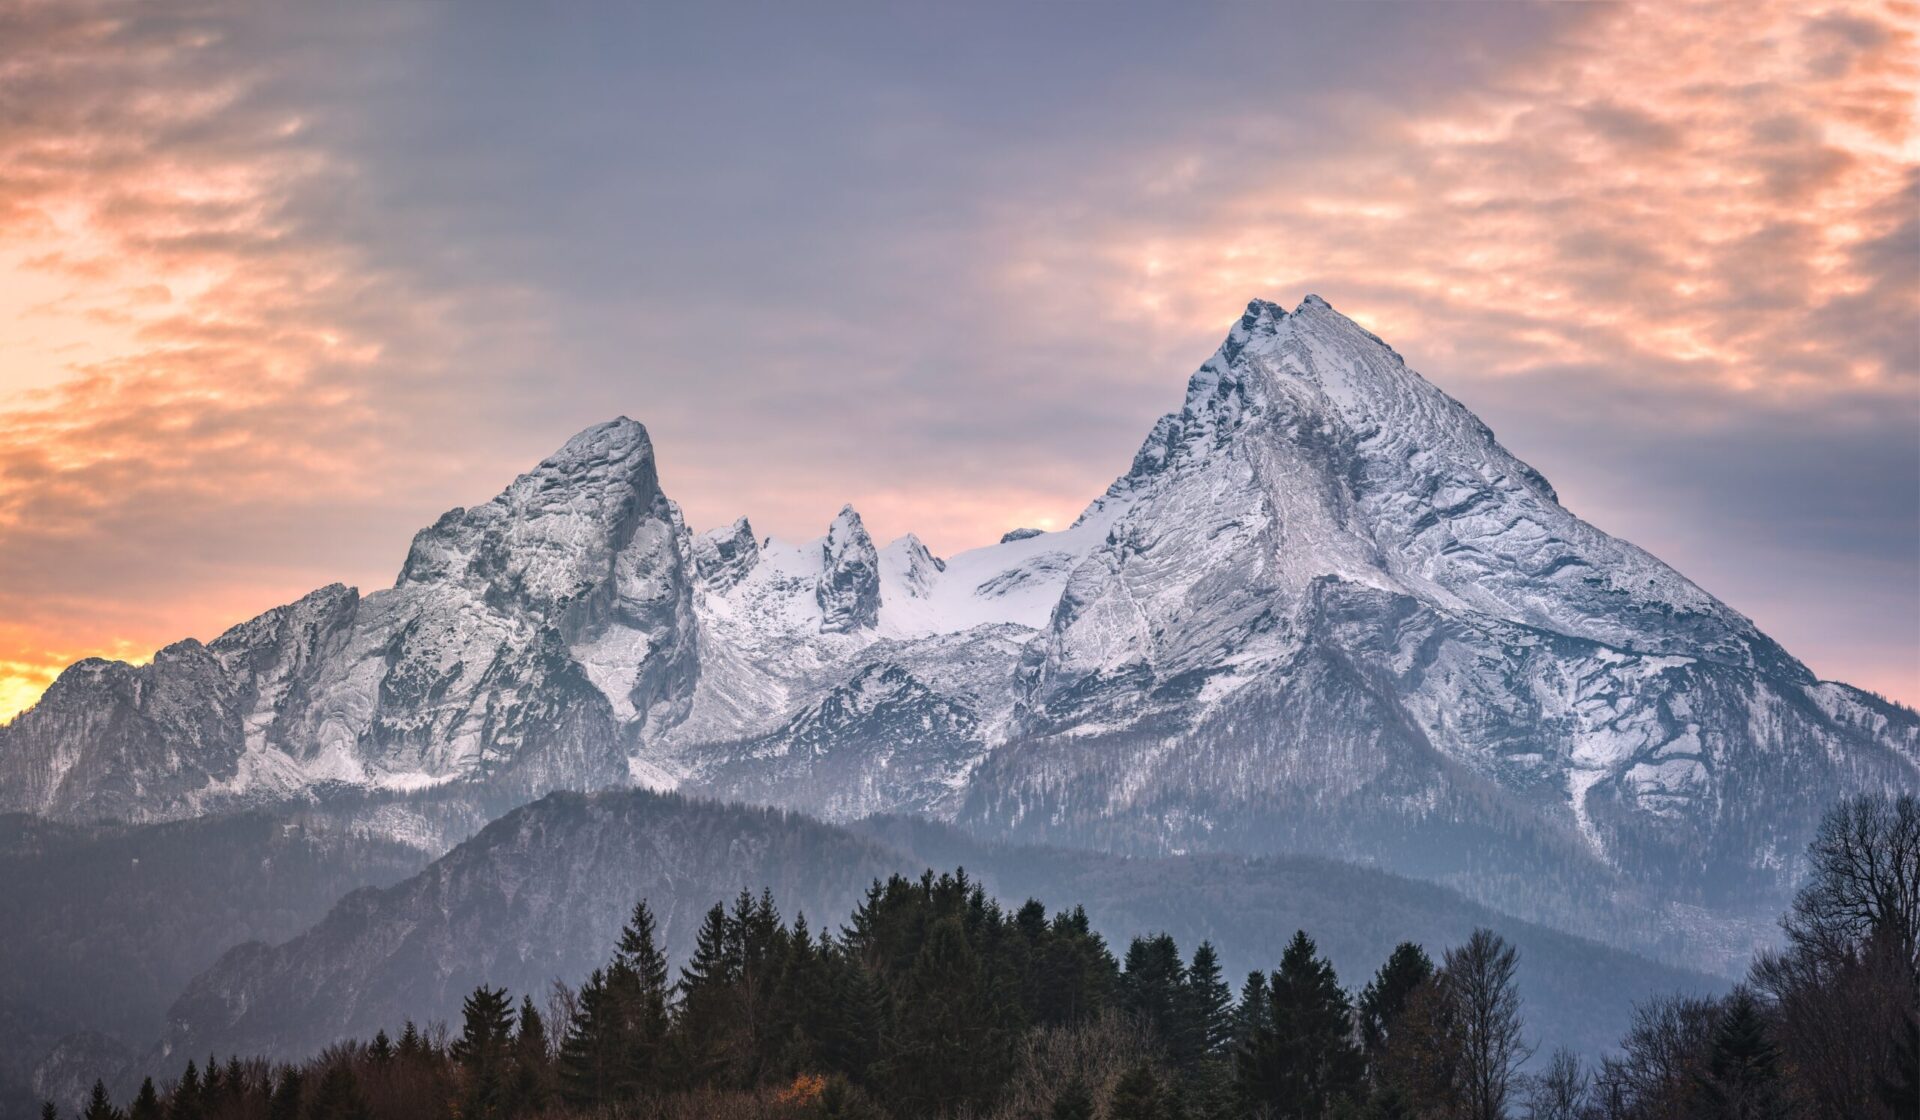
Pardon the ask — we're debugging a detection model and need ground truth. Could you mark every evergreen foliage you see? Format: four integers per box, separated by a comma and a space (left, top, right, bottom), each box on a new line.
89, 794, 1919, 1120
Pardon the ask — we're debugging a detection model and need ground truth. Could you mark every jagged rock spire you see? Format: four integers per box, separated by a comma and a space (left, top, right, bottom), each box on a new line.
816, 505, 880, 632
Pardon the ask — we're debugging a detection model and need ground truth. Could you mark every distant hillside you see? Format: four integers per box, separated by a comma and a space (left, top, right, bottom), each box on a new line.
158, 790, 1721, 1078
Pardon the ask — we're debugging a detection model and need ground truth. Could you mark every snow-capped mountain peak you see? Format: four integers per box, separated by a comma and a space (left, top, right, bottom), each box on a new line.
3, 298, 1912, 968
694, 516, 760, 592
817, 505, 882, 632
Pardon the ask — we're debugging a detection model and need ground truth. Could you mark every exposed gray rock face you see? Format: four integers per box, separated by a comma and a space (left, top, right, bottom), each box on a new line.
2, 297, 1913, 970
694, 662, 983, 820
0, 418, 697, 821
960, 298, 1919, 951
31, 1030, 130, 1118
999, 528, 1046, 543
693, 517, 761, 592
815, 505, 881, 632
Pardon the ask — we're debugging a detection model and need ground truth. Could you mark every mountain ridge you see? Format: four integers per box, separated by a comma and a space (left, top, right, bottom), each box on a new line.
2, 295, 1912, 971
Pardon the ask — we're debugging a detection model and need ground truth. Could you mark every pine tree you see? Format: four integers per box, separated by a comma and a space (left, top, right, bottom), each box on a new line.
1111, 1062, 1163, 1120
1239, 931, 1364, 1119
367, 1028, 394, 1063
1700, 988, 1783, 1119
1124, 934, 1194, 1067
559, 969, 622, 1106
200, 1056, 223, 1107
40, 1103, 57, 1120
1050, 1076, 1095, 1120
80, 1082, 118, 1120
267, 1068, 302, 1120
168, 1060, 202, 1120
305, 1064, 370, 1120
884, 914, 1008, 1114
128, 1078, 162, 1120
612, 899, 673, 1093
396, 1021, 423, 1062
510, 992, 553, 1114
452, 985, 517, 1120
675, 902, 742, 1087
1186, 941, 1234, 1056
1359, 943, 1434, 1064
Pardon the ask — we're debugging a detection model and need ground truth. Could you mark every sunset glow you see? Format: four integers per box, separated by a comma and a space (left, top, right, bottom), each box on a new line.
1, 0, 1915, 718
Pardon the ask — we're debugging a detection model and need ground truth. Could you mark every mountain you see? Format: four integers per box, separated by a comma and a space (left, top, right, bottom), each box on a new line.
0, 420, 694, 822
153, 788, 1718, 1076
2, 296, 1913, 968
0, 807, 433, 1112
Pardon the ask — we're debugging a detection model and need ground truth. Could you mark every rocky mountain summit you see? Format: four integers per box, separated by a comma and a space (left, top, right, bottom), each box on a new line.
3, 296, 1912, 962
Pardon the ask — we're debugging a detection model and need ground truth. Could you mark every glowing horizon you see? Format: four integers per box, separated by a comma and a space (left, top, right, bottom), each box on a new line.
1, 0, 1915, 718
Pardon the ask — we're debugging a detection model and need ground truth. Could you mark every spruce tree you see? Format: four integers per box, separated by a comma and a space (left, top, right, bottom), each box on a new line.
1124, 934, 1195, 1067
128, 1078, 162, 1120
1359, 943, 1434, 1063
40, 1102, 57, 1120
516, 992, 549, 1061
1186, 941, 1234, 1056
267, 1068, 302, 1120
80, 1082, 117, 1120
396, 1021, 423, 1063
1232, 970, 1268, 1053
1883, 1004, 1920, 1116
675, 902, 742, 1087
305, 1064, 370, 1120
1051, 1077, 1095, 1120
200, 1058, 223, 1108
817, 940, 884, 1082
612, 899, 673, 1093
1239, 931, 1364, 1119
508, 992, 552, 1113
1111, 1062, 1163, 1120
168, 1060, 202, 1120
1701, 988, 1783, 1119
772, 912, 832, 1075
367, 1029, 394, 1064
1031, 906, 1119, 1028
452, 984, 517, 1119
559, 968, 622, 1106
884, 914, 1007, 1114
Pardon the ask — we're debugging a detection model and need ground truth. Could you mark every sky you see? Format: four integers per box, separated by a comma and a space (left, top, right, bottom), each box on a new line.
0, 0, 1915, 717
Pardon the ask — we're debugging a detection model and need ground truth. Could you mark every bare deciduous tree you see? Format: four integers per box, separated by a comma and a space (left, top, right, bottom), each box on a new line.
1522, 1046, 1588, 1120
1786, 792, 1920, 978
1444, 929, 1530, 1120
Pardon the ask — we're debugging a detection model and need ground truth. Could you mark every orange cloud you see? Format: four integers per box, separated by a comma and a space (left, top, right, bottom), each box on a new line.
1059, 0, 1917, 404
0, 0, 1913, 721
0, 4, 473, 719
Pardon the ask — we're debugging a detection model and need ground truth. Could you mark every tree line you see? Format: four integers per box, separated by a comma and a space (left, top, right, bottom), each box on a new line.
56, 793, 1918, 1120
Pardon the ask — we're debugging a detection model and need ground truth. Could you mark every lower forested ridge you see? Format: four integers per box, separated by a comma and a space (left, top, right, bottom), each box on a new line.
57, 794, 1918, 1120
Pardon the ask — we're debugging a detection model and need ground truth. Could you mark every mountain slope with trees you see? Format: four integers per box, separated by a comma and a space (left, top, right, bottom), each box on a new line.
53, 793, 1918, 1120
150, 790, 1715, 1081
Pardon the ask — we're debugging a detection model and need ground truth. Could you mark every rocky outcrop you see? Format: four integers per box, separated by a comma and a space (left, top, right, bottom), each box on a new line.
3, 299, 1913, 967
815, 505, 881, 633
